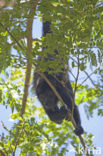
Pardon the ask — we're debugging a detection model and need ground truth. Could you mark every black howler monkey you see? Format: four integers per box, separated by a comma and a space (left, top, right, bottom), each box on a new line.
33, 21, 84, 136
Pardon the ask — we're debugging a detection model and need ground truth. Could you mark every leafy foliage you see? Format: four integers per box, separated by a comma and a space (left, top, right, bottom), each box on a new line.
0, 0, 103, 155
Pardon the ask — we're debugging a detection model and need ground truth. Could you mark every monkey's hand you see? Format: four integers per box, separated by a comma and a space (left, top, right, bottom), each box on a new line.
74, 125, 84, 136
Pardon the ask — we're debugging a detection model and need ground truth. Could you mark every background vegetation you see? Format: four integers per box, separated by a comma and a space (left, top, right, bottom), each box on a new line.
0, 0, 103, 155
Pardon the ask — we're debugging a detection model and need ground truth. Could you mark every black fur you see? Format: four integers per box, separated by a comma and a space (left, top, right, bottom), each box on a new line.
33, 21, 84, 136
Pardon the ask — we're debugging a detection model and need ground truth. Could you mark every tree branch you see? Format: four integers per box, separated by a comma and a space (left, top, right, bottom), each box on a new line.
20, 0, 39, 116
38, 72, 89, 156
11, 1, 39, 155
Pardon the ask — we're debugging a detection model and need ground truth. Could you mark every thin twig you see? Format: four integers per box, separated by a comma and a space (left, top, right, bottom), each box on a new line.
0, 23, 23, 50
74, 53, 80, 97
69, 70, 76, 79
69, 56, 101, 87
12, 121, 26, 156
10, 35, 26, 46
81, 65, 100, 86
72, 52, 80, 115
1, 121, 9, 131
